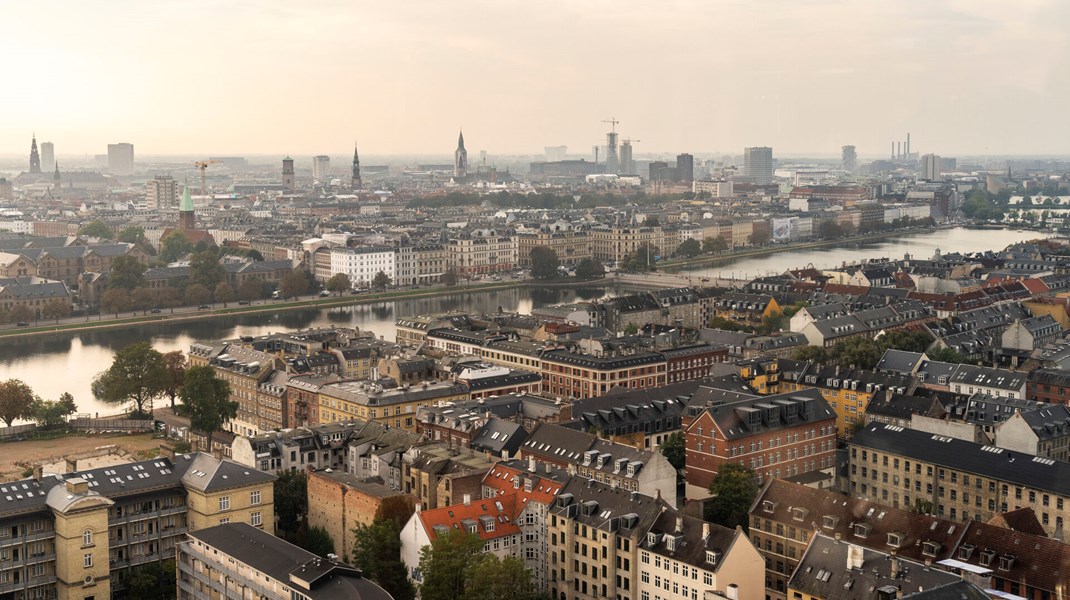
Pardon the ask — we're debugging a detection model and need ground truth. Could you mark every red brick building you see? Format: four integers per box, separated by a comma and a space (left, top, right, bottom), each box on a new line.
1027, 368, 1070, 405
662, 343, 729, 383
684, 388, 837, 503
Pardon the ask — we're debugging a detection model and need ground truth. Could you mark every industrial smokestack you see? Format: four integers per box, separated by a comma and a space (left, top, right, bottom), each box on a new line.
897, 142, 901, 159
906, 133, 911, 158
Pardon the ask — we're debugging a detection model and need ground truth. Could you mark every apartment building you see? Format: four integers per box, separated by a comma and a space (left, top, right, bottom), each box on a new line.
188, 343, 286, 437
0, 452, 273, 600
322, 246, 396, 286
684, 389, 837, 501
849, 422, 1070, 535
589, 225, 664, 264
316, 380, 469, 430
541, 349, 666, 400
395, 243, 446, 286
517, 223, 592, 267
446, 229, 517, 276
749, 479, 963, 600
177, 523, 389, 600
306, 468, 414, 564
779, 364, 917, 437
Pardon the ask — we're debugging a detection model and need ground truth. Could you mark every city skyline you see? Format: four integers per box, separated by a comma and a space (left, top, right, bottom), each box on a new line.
2, 1, 1068, 158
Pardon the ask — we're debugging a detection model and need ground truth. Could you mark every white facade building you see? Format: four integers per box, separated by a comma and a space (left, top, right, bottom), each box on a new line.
329, 246, 396, 287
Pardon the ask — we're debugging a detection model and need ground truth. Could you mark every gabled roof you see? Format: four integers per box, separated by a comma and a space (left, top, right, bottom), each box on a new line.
952, 520, 1070, 594
417, 493, 521, 542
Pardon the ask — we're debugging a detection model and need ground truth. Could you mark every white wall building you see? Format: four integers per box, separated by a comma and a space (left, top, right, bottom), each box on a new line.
329, 246, 396, 287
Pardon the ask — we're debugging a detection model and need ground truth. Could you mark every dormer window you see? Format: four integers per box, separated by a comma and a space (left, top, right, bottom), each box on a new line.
853, 523, 871, 538
647, 532, 660, 547
886, 532, 904, 548
762, 500, 776, 514
512, 476, 520, 489
922, 541, 941, 557
791, 507, 808, 522
822, 515, 838, 529
705, 550, 719, 565
999, 555, 1015, 571
957, 544, 975, 561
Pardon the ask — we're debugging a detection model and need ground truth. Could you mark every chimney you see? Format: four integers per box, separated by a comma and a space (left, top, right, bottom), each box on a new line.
463, 494, 471, 506
726, 584, 739, 600
675, 516, 684, 533
528, 456, 536, 472
702, 522, 711, 542
415, 503, 421, 513
890, 551, 899, 579
847, 544, 864, 570
31, 465, 42, 481
65, 458, 78, 473
65, 478, 89, 495
158, 444, 176, 460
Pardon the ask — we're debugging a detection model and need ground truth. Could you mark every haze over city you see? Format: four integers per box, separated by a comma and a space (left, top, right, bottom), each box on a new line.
3, 0, 1069, 157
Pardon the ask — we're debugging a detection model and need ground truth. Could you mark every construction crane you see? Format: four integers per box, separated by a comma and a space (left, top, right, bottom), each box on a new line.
192, 160, 222, 197
602, 117, 619, 133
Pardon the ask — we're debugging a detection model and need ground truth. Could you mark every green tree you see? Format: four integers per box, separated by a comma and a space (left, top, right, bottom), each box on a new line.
188, 250, 226, 290
575, 258, 605, 280
830, 337, 882, 369
41, 298, 70, 324
238, 277, 265, 302
184, 283, 211, 306
155, 287, 181, 313
624, 243, 659, 272
375, 496, 416, 526
29, 395, 77, 428
675, 238, 702, 258
301, 525, 336, 558
122, 559, 176, 598
758, 312, 783, 335
704, 463, 759, 532
417, 529, 487, 600
748, 227, 771, 246
660, 432, 685, 471
530, 246, 561, 280
352, 519, 415, 600
442, 268, 459, 287
161, 350, 187, 412
708, 316, 751, 332
876, 330, 932, 354
59, 392, 77, 415
130, 287, 156, 314
180, 365, 236, 452
623, 322, 640, 336
9, 304, 33, 324
818, 220, 844, 240
214, 282, 235, 307
372, 270, 392, 289
926, 347, 969, 363
703, 236, 728, 253
78, 220, 112, 239
793, 345, 828, 363
464, 554, 541, 600
280, 270, 310, 299
326, 273, 352, 296
0, 379, 35, 427
100, 287, 132, 317
159, 231, 193, 263
108, 255, 147, 290
117, 226, 146, 244
91, 342, 168, 416
275, 470, 308, 542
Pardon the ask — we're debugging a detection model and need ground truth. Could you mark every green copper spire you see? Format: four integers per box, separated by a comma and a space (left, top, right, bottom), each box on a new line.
180, 183, 194, 212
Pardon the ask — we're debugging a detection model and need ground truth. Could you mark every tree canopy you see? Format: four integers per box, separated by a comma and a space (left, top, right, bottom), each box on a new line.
180, 365, 236, 452
352, 518, 415, 600
188, 250, 226, 290
275, 470, 308, 541
161, 350, 186, 412
91, 342, 168, 416
660, 432, 686, 473
372, 271, 392, 289
705, 463, 759, 532
108, 255, 147, 290
575, 257, 605, 280
0, 379, 35, 427
530, 246, 561, 280
326, 273, 352, 295
280, 270, 310, 299
675, 238, 702, 258
78, 220, 112, 239
159, 231, 193, 263
417, 530, 489, 600
703, 236, 728, 253
29, 394, 77, 428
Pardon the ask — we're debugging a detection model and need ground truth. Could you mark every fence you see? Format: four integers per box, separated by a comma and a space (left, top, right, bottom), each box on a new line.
68, 418, 154, 433
0, 424, 36, 439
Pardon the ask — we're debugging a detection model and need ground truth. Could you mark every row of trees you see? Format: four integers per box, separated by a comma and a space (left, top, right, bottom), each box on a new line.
0, 299, 71, 325
792, 330, 967, 369
527, 248, 606, 281
0, 380, 78, 428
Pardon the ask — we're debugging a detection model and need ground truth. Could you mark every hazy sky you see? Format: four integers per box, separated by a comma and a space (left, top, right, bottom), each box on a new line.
3, 0, 1068, 158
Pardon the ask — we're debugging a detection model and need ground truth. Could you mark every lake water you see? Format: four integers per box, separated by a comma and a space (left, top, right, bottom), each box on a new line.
0, 226, 1044, 419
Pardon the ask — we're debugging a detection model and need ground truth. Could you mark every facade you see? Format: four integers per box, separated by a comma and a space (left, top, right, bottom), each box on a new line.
324, 246, 396, 286
394, 243, 446, 286
684, 389, 837, 501
147, 175, 180, 209
849, 422, 1070, 535
541, 349, 666, 400
177, 522, 390, 600
312, 155, 330, 181
316, 380, 469, 431
743, 147, 773, 184
187, 342, 286, 437
446, 229, 517, 276
992, 404, 1070, 461
306, 468, 414, 563
0, 451, 273, 600
517, 223, 592, 267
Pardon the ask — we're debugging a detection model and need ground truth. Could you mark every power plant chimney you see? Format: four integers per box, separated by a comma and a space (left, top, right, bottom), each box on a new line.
906, 133, 911, 158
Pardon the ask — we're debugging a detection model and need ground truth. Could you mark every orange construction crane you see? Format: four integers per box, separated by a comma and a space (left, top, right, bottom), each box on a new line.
193, 160, 222, 197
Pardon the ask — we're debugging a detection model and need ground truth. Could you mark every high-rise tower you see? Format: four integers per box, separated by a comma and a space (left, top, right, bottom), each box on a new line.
40, 142, 55, 173
351, 143, 363, 190
312, 155, 330, 182
841, 145, 857, 173
29, 135, 41, 174
603, 118, 620, 174
454, 131, 468, 178
620, 140, 634, 176
743, 146, 774, 184
282, 156, 295, 192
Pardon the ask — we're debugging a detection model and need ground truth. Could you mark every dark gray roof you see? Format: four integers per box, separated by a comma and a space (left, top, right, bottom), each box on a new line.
948, 364, 1026, 391
875, 349, 924, 373
470, 418, 527, 456
189, 522, 392, 600
1015, 404, 1070, 441
851, 422, 1070, 497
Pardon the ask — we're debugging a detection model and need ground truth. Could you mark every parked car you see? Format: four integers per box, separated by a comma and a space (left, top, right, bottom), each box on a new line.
16, 322, 29, 327
319, 290, 330, 297
150, 308, 162, 314
238, 300, 250, 305
197, 304, 210, 310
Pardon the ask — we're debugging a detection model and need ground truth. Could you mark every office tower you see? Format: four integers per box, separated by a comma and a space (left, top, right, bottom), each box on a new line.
147, 174, 180, 209
312, 155, 330, 181
620, 141, 634, 176
544, 145, 567, 162
351, 143, 362, 190
29, 135, 41, 173
743, 146, 774, 184
40, 141, 54, 172
454, 130, 468, 178
676, 153, 694, 183
604, 118, 620, 174
282, 156, 295, 191
107, 143, 135, 176
841, 145, 857, 173
921, 154, 941, 180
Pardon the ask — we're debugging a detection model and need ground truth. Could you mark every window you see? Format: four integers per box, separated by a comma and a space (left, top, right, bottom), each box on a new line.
83, 553, 93, 568
250, 490, 261, 505
82, 530, 93, 547
219, 496, 231, 511
251, 512, 262, 526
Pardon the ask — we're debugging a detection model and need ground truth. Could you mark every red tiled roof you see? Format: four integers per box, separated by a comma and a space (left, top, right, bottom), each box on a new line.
417, 493, 521, 542
1021, 278, 1050, 295
482, 462, 564, 508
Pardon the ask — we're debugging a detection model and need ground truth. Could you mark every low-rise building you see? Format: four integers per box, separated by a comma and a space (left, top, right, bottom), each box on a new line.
993, 403, 1070, 461
306, 468, 415, 563
317, 380, 469, 431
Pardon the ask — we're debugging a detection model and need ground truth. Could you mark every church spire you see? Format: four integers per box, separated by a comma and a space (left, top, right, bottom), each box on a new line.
29, 134, 41, 174
351, 141, 363, 191
179, 180, 195, 230
53, 162, 60, 186
457, 129, 466, 151
454, 129, 468, 179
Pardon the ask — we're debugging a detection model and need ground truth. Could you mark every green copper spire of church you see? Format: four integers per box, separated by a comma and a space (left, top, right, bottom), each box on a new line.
180, 183, 194, 212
